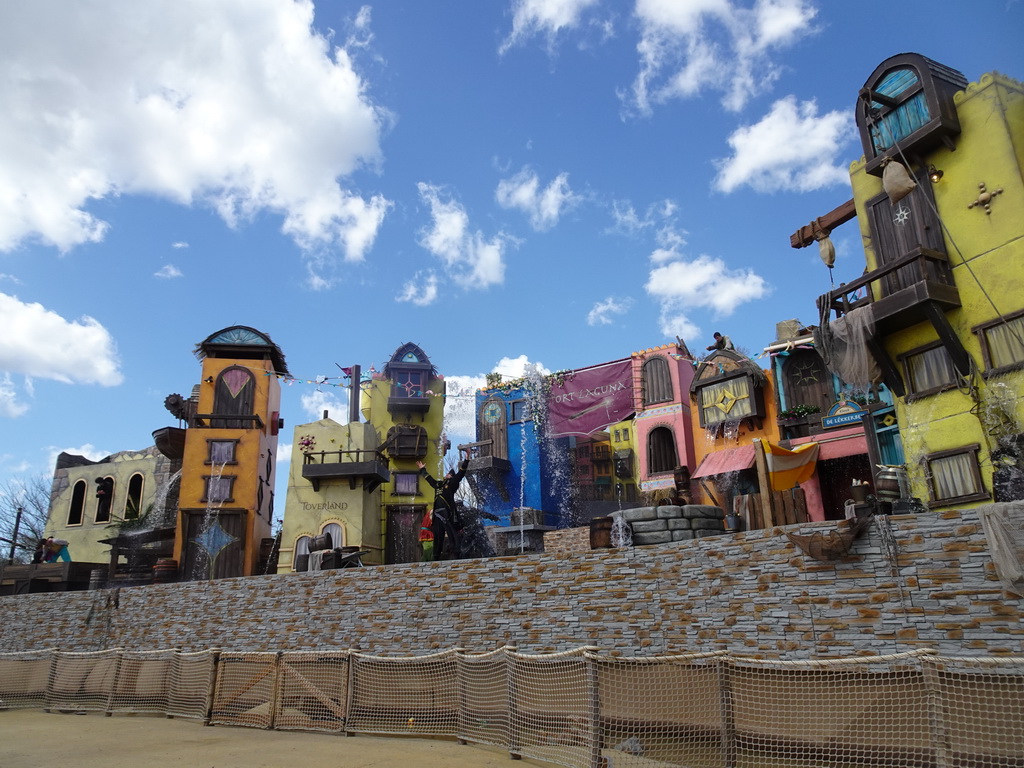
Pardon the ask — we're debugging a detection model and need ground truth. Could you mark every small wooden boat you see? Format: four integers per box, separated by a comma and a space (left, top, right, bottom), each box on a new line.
785, 515, 873, 561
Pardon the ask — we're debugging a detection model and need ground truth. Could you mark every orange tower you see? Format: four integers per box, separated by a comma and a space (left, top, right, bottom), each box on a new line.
174, 326, 288, 580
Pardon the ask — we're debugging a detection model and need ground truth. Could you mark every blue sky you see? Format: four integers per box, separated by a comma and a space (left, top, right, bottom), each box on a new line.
0, 0, 1020, 521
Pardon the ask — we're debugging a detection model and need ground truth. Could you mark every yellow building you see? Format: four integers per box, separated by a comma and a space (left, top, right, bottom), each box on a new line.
278, 416, 387, 571
173, 326, 287, 579
362, 343, 448, 563
44, 446, 179, 565
278, 342, 447, 570
819, 54, 1024, 510
608, 418, 639, 503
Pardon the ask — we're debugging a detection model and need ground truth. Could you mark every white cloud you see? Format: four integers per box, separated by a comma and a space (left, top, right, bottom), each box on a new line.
48, 444, 109, 470
397, 271, 440, 306
495, 168, 581, 231
646, 254, 768, 316
417, 183, 510, 290
171, 241, 189, 249
627, 0, 817, 114
442, 374, 486, 444
493, 355, 551, 379
300, 386, 347, 423
276, 440, 293, 475
0, 273, 22, 285
657, 311, 703, 341
0, 373, 29, 418
587, 296, 633, 326
155, 264, 183, 279
0, 293, 123, 396
714, 96, 853, 193
608, 199, 684, 246
500, 0, 601, 53
0, 0, 390, 277
645, 252, 769, 342
443, 356, 551, 443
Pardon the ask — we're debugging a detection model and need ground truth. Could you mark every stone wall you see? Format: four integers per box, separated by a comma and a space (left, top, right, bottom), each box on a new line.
1, 508, 1021, 659
543, 525, 590, 553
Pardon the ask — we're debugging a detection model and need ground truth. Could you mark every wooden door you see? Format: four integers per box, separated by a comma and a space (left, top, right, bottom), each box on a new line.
181, 510, 245, 580
385, 505, 425, 565
867, 172, 945, 295
782, 350, 834, 415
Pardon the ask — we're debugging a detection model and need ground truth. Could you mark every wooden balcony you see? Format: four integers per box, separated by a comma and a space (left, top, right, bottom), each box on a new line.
301, 449, 390, 492
818, 247, 959, 331
817, 246, 967, 396
387, 384, 431, 416
190, 414, 265, 430
458, 440, 512, 473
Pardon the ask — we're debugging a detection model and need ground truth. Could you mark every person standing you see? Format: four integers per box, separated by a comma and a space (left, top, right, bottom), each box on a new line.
416, 459, 467, 561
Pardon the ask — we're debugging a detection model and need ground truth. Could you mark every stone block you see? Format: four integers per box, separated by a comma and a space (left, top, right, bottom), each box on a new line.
633, 531, 673, 545
511, 507, 544, 525
682, 505, 725, 519
672, 530, 695, 542
667, 518, 692, 530
656, 505, 683, 519
694, 529, 727, 538
632, 519, 669, 533
692, 518, 725, 530
620, 507, 657, 522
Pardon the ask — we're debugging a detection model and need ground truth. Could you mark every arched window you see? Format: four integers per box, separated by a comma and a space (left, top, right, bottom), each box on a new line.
642, 357, 673, 405
213, 366, 255, 428
125, 473, 144, 519
322, 522, 344, 549
647, 426, 678, 474
95, 476, 114, 523
293, 535, 312, 571
67, 480, 87, 526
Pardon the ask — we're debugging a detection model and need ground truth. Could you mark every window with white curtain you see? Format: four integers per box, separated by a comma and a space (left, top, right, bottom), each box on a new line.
293, 535, 311, 571
976, 313, 1024, 374
698, 377, 754, 427
903, 344, 956, 397
925, 444, 988, 506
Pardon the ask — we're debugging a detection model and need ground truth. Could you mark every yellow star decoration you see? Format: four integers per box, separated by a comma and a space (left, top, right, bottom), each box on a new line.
881, 413, 897, 427
713, 388, 743, 414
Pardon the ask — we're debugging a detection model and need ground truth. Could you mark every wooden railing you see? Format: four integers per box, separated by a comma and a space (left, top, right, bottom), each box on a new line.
818, 246, 954, 321
191, 414, 264, 430
302, 449, 389, 466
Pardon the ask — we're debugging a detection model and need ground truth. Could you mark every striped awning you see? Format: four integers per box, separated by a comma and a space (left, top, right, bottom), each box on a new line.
691, 444, 756, 479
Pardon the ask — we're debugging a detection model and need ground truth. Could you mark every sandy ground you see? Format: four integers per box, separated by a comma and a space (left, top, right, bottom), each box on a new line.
0, 709, 557, 768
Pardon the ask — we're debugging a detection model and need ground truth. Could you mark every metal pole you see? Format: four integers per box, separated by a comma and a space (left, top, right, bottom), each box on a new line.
349, 364, 361, 424
8, 506, 23, 564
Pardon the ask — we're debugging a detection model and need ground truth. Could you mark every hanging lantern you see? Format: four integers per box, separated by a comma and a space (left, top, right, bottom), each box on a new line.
881, 157, 916, 204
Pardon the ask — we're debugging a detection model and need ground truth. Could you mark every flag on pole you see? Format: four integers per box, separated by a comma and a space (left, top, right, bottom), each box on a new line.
763, 441, 820, 491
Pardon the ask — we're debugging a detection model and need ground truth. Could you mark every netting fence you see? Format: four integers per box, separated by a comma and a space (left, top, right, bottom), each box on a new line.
2, 646, 1022, 767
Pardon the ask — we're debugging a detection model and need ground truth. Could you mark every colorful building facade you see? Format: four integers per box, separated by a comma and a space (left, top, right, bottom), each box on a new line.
814, 54, 1024, 511
172, 326, 287, 579
278, 342, 447, 570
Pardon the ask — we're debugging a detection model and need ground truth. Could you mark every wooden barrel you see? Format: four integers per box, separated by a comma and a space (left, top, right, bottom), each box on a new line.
152, 558, 178, 584
309, 532, 332, 551
875, 466, 907, 501
590, 517, 613, 549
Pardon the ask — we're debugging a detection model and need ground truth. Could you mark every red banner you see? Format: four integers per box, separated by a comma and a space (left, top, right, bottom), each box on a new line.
547, 359, 634, 437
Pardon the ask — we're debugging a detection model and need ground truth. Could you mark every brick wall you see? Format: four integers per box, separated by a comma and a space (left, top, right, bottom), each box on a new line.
543, 526, 590, 553
1, 508, 1021, 659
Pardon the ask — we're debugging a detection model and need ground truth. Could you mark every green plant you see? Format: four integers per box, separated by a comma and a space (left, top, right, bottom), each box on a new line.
779, 403, 821, 419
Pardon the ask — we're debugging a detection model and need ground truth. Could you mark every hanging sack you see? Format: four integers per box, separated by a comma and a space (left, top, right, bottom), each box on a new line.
882, 158, 916, 204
